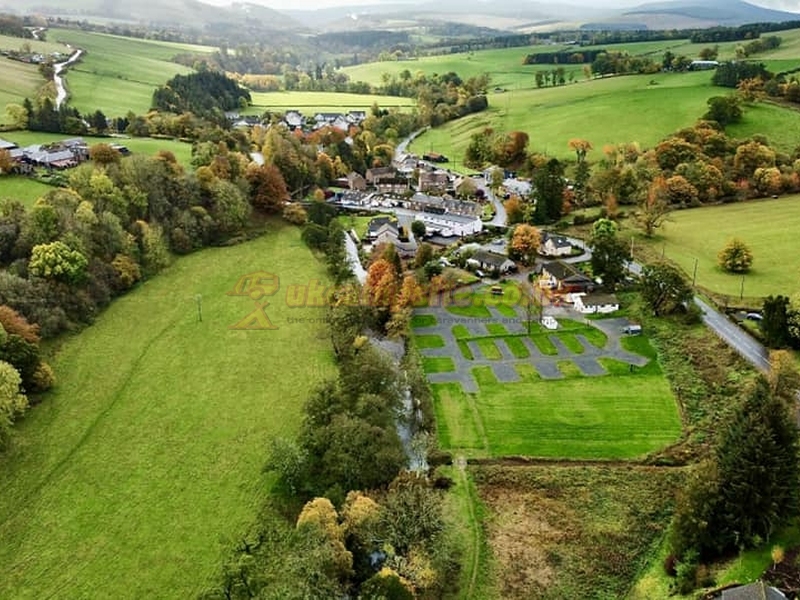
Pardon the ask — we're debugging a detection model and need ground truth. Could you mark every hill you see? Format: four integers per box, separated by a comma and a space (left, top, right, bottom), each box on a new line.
284, 0, 799, 33
0, 0, 304, 34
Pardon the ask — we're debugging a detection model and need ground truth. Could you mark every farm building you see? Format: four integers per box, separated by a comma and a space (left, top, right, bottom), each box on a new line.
719, 581, 786, 599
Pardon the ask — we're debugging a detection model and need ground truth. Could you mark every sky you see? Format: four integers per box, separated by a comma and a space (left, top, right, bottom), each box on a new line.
200, 0, 800, 10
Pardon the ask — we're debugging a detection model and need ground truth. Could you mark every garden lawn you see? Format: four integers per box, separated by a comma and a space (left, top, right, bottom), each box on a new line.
633, 195, 800, 298
432, 347, 680, 459
0, 225, 334, 598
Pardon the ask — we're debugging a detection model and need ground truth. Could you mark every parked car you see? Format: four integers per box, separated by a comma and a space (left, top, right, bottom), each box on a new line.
745, 312, 763, 321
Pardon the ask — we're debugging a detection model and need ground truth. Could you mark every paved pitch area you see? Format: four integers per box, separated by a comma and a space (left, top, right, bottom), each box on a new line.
414, 307, 647, 393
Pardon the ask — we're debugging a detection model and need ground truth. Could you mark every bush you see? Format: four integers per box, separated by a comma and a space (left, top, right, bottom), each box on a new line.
30, 361, 55, 393
718, 238, 753, 273
283, 203, 308, 225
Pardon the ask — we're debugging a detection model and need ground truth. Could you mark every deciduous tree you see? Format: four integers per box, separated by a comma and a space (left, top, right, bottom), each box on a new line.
509, 223, 541, 266
640, 262, 692, 316
717, 238, 753, 273
635, 176, 672, 236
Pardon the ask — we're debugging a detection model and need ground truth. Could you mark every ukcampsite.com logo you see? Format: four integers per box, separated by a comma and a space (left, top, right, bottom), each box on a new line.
226, 271, 528, 330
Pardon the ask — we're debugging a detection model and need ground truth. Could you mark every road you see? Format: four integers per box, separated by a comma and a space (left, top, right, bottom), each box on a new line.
54, 49, 83, 109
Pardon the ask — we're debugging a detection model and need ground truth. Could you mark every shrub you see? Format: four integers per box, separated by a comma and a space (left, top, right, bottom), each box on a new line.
30, 361, 55, 393
283, 203, 308, 225
717, 238, 753, 273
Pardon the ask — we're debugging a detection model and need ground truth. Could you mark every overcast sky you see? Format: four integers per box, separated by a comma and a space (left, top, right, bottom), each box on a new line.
200, 0, 800, 11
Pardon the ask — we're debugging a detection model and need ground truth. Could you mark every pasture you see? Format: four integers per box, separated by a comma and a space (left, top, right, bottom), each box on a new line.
45, 28, 212, 115
0, 60, 45, 123
726, 101, 800, 154
246, 90, 415, 114
0, 224, 335, 598
411, 70, 716, 161
0, 176, 55, 207
631, 195, 800, 299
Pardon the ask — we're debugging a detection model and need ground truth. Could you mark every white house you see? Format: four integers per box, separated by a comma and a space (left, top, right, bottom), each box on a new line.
540, 232, 573, 257
572, 293, 619, 314
422, 212, 482, 237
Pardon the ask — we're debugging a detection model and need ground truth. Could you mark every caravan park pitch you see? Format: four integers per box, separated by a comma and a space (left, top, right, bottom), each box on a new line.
412, 292, 681, 460
0, 225, 334, 598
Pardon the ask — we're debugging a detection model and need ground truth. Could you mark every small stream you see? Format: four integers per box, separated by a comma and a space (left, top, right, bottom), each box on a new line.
344, 232, 367, 285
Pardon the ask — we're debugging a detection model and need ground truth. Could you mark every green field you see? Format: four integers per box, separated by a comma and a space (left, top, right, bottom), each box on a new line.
0, 60, 46, 120
726, 101, 800, 154
633, 195, 800, 299
0, 176, 56, 206
46, 28, 213, 115
246, 91, 415, 114
411, 70, 716, 161
0, 225, 334, 598
0, 130, 194, 167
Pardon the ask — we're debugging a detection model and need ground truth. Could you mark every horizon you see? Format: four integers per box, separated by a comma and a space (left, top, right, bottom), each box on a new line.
197, 0, 800, 13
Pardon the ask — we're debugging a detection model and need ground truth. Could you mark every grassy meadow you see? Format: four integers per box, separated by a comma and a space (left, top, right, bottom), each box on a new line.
0, 176, 56, 207
0, 225, 334, 598
0, 60, 46, 119
246, 90, 415, 115
726, 101, 800, 154
45, 28, 214, 115
472, 465, 683, 599
630, 195, 800, 299
412, 70, 716, 161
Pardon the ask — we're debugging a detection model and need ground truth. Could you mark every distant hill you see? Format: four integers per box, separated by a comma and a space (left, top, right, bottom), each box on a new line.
0, 0, 304, 33
585, 0, 800, 30
284, 0, 799, 33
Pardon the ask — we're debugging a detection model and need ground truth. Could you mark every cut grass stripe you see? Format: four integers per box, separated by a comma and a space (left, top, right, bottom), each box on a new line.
530, 334, 558, 355
504, 337, 530, 359
411, 314, 437, 328
475, 339, 502, 361
423, 356, 456, 373
415, 334, 446, 349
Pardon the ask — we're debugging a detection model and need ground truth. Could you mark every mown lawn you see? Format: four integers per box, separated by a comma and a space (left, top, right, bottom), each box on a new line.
0, 224, 334, 598
431, 333, 680, 459
631, 195, 800, 298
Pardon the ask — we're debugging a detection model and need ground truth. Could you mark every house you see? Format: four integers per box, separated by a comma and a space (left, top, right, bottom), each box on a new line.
539, 261, 594, 293
540, 232, 574, 257
347, 110, 367, 124
366, 216, 396, 240
720, 581, 787, 600
418, 171, 450, 194
572, 292, 619, 314
469, 249, 516, 274
366, 166, 397, 185
375, 177, 409, 194
421, 212, 483, 238
374, 221, 418, 259
283, 110, 304, 130
346, 171, 367, 191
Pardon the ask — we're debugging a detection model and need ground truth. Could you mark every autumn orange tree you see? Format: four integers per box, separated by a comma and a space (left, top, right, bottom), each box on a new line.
509, 224, 541, 266
635, 176, 672, 237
